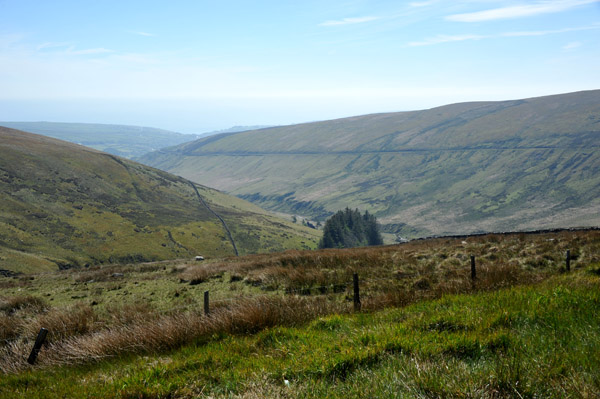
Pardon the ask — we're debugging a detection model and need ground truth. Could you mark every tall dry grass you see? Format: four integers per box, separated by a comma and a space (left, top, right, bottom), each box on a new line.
180, 230, 593, 302
1, 230, 597, 374
0, 295, 341, 373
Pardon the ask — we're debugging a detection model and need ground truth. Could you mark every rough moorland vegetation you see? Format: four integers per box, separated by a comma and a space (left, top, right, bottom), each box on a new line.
1, 230, 598, 397
0, 127, 319, 273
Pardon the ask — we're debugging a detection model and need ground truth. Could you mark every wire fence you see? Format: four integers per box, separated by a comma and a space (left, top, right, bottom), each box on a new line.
0, 275, 364, 346
0, 249, 576, 359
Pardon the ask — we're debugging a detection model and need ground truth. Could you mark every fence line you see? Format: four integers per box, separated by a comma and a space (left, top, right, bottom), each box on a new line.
0, 249, 575, 348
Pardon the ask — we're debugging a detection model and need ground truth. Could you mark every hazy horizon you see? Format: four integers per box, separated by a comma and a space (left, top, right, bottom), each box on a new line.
1, 88, 599, 135
1, 0, 599, 133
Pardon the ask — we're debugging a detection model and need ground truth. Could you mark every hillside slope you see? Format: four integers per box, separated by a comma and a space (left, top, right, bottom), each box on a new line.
140, 90, 600, 237
0, 122, 200, 159
0, 127, 319, 273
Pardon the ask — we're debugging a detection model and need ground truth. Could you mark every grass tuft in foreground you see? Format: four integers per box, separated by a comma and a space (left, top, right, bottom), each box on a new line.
1, 271, 598, 398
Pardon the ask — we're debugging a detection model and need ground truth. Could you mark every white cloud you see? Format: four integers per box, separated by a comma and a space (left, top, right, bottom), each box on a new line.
37, 42, 71, 51
409, 24, 600, 46
409, 1, 437, 7
446, 0, 599, 22
501, 24, 600, 37
408, 34, 485, 46
67, 47, 114, 55
563, 41, 583, 49
319, 16, 379, 27
132, 31, 155, 37
34, 42, 114, 56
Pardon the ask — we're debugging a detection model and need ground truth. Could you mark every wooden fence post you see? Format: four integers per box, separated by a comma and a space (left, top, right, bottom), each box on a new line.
470, 255, 476, 280
27, 327, 48, 365
353, 273, 361, 311
566, 250, 571, 272
204, 290, 210, 315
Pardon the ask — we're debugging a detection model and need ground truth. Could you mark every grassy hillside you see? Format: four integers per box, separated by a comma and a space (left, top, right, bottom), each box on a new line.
0, 127, 319, 273
1, 230, 599, 397
139, 90, 600, 238
199, 125, 275, 136
0, 122, 201, 159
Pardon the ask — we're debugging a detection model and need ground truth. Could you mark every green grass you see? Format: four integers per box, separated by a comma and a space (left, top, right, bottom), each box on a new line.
1, 271, 599, 398
0, 261, 259, 313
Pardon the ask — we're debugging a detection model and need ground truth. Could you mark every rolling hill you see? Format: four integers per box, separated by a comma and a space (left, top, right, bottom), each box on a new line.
0, 127, 319, 273
0, 122, 201, 159
139, 90, 600, 238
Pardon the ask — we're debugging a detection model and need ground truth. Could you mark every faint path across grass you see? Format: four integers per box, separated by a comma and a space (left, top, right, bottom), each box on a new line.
190, 182, 239, 256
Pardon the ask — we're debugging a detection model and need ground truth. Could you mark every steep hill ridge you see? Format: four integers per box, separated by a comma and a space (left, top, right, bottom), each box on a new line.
0, 127, 319, 273
139, 90, 600, 237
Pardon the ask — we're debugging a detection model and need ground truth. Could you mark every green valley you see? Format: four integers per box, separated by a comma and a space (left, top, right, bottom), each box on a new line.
139, 90, 600, 238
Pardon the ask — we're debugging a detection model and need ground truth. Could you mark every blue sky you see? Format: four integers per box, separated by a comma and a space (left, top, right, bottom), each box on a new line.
1, 0, 599, 133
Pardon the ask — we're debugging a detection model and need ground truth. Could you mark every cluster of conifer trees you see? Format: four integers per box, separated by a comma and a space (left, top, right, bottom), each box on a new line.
319, 208, 383, 249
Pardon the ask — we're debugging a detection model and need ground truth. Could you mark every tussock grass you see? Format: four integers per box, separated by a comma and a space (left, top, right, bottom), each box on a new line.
0, 296, 340, 373
3, 271, 598, 397
196, 230, 595, 309
0, 229, 598, 395
178, 262, 225, 285
0, 295, 47, 315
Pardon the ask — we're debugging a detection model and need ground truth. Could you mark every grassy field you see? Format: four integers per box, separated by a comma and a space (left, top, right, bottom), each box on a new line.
139, 90, 600, 238
1, 230, 598, 398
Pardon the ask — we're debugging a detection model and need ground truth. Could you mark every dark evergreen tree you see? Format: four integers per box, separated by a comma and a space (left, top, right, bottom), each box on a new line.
318, 208, 383, 249
363, 210, 383, 246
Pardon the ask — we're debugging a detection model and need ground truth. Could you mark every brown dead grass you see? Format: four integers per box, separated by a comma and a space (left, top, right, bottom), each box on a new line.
0, 295, 341, 373
0, 295, 47, 315
1, 230, 597, 374
22, 304, 98, 341
178, 262, 225, 285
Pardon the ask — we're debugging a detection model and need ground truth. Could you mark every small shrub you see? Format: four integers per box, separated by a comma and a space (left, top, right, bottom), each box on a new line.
525, 256, 549, 268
